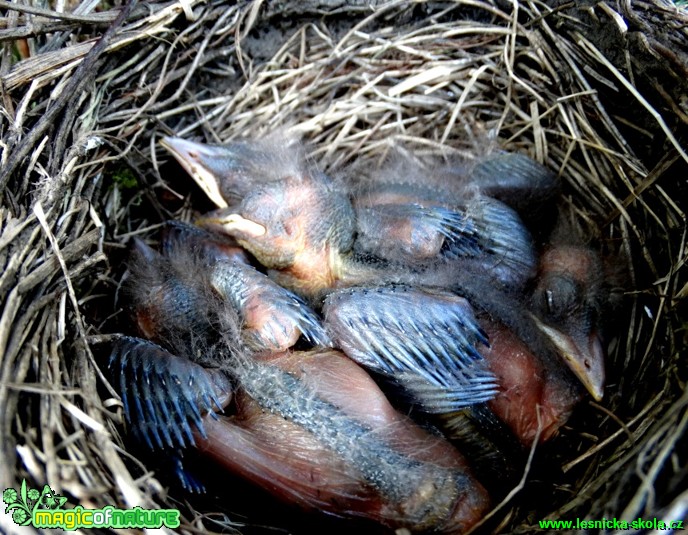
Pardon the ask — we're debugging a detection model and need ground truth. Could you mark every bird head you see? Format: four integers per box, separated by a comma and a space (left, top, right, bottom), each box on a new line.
531, 246, 606, 401
160, 135, 309, 207
200, 173, 356, 296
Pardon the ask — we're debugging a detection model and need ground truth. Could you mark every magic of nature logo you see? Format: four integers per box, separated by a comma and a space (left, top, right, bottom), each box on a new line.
3, 479, 180, 530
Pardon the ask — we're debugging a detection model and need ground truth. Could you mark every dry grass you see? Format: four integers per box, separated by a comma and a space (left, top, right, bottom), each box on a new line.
0, 0, 686, 533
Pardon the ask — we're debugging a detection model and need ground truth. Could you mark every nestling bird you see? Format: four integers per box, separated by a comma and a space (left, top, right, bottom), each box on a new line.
128, 220, 499, 433
160, 135, 609, 406
126, 222, 331, 358
159, 135, 609, 423
103, 130, 619, 535
161, 133, 358, 299
426, 243, 608, 494
159, 136, 308, 207
444, 243, 608, 450
529, 244, 607, 403
108, 335, 491, 533
350, 152, 546, 288
321, 252, 604, 449
160, 136, 540, 297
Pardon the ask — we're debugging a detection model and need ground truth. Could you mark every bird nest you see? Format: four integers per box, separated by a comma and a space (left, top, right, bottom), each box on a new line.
0, 0, 686, 533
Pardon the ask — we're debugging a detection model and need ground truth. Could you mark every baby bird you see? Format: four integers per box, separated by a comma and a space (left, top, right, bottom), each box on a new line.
204, 349, 491, 533
350, 151, 550, 289
161, 136, 542, 298
530, 245, 607, 402
160, 135, 609, 419
428, 244, 608, 494
108, 336, 491, 533
131, 220, 499, 424
159, 136, 304, 207
126, 221, 331, 359
447, 244, 608, 448
162, 136, 358, 298
353, 186, 537, 290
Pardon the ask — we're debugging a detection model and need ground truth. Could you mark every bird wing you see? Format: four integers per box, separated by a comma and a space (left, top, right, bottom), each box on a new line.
468, 151, 559, 211
354, 203, 481, 262
446, 196, 537, 289
211, 261, 333, 350
324, 285, 497, 412
108, 336, 233, 450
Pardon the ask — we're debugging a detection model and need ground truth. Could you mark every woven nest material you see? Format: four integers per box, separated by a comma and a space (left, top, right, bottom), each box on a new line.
0, 0, 687, 533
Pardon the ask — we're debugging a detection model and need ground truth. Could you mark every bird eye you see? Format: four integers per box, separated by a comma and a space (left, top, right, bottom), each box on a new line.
545, 289, 555, 315
539, 275, 582, 321
282, 220, 295, 237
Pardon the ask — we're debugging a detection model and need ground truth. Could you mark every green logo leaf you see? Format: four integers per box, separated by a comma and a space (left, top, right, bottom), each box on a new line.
3, 480, 67, 527
36, 485, 67, 511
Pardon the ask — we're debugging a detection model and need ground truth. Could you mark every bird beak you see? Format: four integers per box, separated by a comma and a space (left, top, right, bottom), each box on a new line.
532, 315, 605, 401
160, 136, 229, 209
130, 237, 160, 263
199, 213, 267, 238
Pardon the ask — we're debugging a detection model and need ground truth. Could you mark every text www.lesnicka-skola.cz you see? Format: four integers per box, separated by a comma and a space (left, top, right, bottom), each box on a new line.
538, 518, 684, 530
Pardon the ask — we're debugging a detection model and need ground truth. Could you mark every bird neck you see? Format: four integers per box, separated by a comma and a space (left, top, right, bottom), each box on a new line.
337, 260, 376, 284
268, 249, 410, 301
268, 245, 343, 300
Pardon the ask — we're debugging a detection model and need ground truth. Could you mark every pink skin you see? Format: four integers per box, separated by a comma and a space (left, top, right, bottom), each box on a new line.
241, 297, 301, 351
194, 350, 490, 533
353, 189, 449, 259
480, 321, 581, 445
540, 246, 596, 286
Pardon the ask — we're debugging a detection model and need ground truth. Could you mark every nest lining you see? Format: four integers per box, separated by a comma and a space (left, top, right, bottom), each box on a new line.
0, 0, 686, 533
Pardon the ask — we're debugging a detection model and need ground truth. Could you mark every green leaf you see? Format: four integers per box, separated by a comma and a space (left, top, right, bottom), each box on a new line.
111, 167, 138, 190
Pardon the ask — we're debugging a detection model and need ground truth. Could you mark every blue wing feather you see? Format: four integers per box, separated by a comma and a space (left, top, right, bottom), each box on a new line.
324, 286, 497, 412
108, 336, 233, 450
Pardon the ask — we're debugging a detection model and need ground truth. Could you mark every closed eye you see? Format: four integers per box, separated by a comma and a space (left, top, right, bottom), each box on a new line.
546, 289, 555, 315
